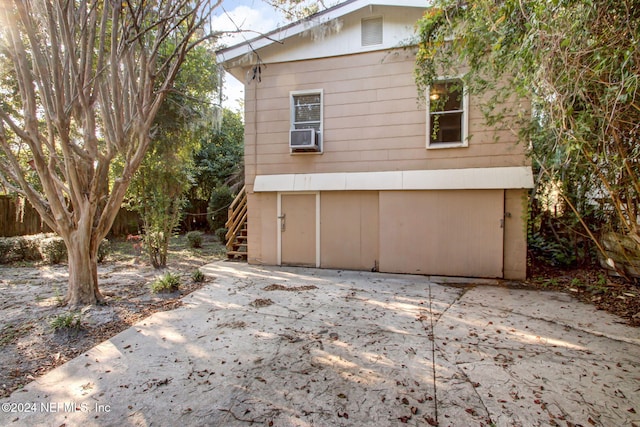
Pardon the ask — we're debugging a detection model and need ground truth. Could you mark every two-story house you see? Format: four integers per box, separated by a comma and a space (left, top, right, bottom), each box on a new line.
216, 0, 533, 279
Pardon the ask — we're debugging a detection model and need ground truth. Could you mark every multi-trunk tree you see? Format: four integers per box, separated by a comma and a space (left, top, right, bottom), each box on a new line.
0, 0, 220, 306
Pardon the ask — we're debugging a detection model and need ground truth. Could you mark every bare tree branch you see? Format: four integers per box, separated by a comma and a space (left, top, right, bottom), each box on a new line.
0, 0, 220, 305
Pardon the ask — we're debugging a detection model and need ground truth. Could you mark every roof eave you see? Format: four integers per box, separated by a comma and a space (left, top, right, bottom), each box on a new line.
215, 0, 428, 66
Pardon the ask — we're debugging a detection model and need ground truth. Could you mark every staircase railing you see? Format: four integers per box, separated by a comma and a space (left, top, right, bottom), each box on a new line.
225, 185, 247, 253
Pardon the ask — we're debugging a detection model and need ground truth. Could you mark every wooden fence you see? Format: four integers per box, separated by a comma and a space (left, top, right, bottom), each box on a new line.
0, 195, 51, 237
0, 195, 140, 238
0, 195, 210, 238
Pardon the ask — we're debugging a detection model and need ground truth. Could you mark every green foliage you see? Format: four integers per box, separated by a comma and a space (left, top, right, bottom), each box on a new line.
0, 235, 110, 265
528, 232, 576, 267
40, 237, 67, 265
125, 41, 220, 268
0, 239, 12, 264
416, 0, 640, 273
0, 237, 30, 264
0, 0, 215, 305
97, 239, 111, 263
50, 311, 82, 331
150, 272, 181, 294
192, 109, 245, 203
15, 237, 41, 262
215, 227, 228, 244
207, 186, 234, 232
191, 269, 205, 283
186, 231, 204, 248
570, 278, 585, 289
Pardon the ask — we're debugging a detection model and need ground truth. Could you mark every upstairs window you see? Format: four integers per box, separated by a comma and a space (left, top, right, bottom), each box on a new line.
361, 16, 383, 46
290, 90, 323, 153
291, 91, 322, 131
427, 79, 468, 148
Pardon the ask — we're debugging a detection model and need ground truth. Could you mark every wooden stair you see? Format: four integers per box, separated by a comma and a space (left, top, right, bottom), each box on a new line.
225, 185, 248, 260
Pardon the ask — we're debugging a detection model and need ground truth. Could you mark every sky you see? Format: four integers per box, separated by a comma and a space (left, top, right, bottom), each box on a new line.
212, 1, 348, 111
211, 1, 286, 111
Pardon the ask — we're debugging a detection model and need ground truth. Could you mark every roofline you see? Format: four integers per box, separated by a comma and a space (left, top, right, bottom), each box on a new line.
215, 0, 428, 65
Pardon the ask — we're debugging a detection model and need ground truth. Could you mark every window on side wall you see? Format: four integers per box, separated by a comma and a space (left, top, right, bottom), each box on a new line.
427, 79, 468, 149
290, 90, 323, 153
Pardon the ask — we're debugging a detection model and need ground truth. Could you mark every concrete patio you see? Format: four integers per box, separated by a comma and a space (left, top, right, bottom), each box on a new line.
1, 261, 639, 426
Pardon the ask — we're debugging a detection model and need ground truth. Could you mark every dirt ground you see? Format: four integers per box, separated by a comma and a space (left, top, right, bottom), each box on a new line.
0, 234, 226, 398
1, 237, 638, 402
526, 262, 640, 327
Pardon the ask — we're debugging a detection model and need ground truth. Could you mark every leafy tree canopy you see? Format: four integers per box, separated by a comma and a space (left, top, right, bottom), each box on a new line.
415, 0, 640, 271
0, 0, 218, 305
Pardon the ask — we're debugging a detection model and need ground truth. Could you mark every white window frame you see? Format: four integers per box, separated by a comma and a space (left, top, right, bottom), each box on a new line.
426, 77, 469, 149
290, 89, 323, 154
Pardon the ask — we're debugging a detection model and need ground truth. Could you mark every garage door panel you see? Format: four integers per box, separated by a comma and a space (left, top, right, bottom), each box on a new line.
379, 190, 504, 278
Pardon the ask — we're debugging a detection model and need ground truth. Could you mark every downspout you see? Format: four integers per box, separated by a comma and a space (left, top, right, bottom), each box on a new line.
253, 67, 258, 188
249, 63, 259, 264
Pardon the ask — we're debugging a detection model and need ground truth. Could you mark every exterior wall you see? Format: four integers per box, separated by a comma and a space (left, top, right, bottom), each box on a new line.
247, 191, 278, 265
320, 191, 379, 270
242, 37, 530, 279
503, 189, 529, 280
248, 189, 529, 279
254, 6, 426, 64
243, 49, 528, 183
378, 190, 505, 278
281, 193, 318, 267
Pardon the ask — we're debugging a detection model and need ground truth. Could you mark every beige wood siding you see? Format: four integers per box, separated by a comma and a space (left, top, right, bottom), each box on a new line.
247, 188, 528, 278
243, 49, 528, 181
243, 48, 530, 279
247, 191, 277, 265
503, 189, 528, 279
378, 190, 505, 278
320, 191, 379, 270
281, 194, 317, 267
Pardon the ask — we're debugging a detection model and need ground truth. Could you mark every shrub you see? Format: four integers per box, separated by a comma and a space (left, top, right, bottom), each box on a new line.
191, 269, 205, 283
18, 236, 42, 261
0, 238, 17, 264
150, 272, 181, 293
207, 185, 234, 232
0, 235, 42, 264
186, 231, 203, 248
97, 239, 111, 263
0, 234, 109, 265
50, 311, 82, 331
40, 236, 67, 264
143, 230, 169, 269
215, 227, 228, 244
528, 232, 577, 267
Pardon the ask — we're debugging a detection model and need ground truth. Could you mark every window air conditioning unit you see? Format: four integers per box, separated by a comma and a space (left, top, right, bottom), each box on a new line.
289, 128, 321, 152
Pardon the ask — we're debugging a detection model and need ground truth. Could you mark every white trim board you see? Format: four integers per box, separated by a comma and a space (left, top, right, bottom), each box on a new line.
254, 166, 534, 192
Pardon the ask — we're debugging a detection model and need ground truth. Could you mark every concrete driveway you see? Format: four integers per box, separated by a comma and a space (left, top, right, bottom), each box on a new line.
1, 262, 639, 427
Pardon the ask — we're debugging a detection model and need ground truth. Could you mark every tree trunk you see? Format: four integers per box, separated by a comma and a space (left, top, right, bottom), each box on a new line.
65, 231, 104, 307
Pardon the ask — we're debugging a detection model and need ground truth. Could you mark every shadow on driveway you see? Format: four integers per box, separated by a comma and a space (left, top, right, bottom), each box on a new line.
2, 261, 639, 426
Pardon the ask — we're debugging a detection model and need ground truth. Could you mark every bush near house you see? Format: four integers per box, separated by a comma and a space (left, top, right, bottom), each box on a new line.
186, 231, 204, 248
0, 234, 111, 265
214, 227, 228, 244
